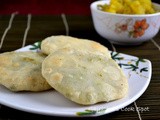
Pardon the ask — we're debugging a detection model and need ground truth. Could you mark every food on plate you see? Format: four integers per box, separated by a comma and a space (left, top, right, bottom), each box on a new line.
41, 35, 111, 58
98, 0, 156, 14
42, 48, 128, 105
0, 52, 51, 92
0, 35, 128, 105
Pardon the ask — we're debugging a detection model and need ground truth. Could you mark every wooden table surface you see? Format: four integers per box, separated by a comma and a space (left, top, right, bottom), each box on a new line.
0, 13, 160, 120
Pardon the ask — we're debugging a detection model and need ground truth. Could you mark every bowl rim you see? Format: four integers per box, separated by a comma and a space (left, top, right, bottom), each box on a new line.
90, 0, 160, 17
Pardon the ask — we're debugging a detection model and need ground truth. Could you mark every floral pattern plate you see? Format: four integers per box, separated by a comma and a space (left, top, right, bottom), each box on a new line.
0, 42, 152, 117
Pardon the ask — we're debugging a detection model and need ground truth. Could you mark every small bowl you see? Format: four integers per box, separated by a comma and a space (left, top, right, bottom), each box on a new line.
90, 0, 160, 45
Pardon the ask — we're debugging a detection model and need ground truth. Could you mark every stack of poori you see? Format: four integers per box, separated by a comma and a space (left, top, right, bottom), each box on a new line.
0, 35, 128, 105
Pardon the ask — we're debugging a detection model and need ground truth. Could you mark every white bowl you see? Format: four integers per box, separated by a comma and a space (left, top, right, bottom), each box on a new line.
90, 0, 160, 45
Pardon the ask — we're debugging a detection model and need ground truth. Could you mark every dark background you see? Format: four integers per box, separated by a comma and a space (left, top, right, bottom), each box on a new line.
0, 0, 159, 15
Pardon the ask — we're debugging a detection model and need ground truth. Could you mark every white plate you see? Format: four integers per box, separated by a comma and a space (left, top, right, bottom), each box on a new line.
0, 42, 152, 117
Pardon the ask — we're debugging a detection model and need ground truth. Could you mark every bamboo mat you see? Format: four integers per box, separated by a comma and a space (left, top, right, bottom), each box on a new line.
0, 13, 160, 120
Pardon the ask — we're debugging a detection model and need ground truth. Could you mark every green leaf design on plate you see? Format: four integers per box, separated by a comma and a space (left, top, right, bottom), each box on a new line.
29, 41, 41, 50
135, 58, 146, 66
125, 64, 139, 71
76, 109, 106, 116
111, 52, 148, 74
111, 52, 124, 61
140, 67, 148, 73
